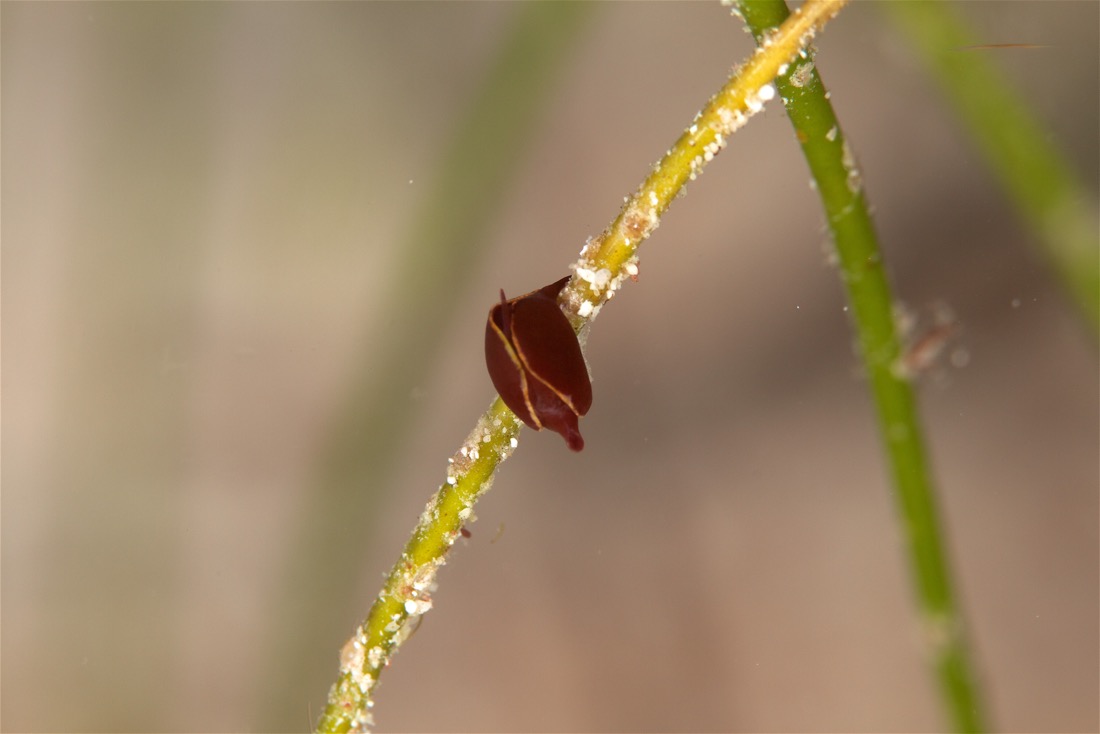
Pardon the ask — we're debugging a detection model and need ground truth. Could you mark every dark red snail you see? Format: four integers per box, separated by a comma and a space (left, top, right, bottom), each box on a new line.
485, 276, 593, 451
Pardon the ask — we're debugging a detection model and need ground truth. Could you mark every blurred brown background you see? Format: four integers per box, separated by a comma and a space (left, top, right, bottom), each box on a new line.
2, 2, 1096, 732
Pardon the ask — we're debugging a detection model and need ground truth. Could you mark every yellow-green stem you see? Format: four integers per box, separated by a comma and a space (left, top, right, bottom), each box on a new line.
316, 1, 848, 730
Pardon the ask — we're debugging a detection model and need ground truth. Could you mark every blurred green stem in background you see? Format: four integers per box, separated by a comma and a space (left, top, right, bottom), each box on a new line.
886, 0, 1099, 333
258, 4, 596, 729
737, 1, 988, 731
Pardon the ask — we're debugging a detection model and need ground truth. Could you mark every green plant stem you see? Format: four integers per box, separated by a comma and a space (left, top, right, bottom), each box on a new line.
738, 1, 987, 731
315, 1, 848, 730
559, 0, 848, 322
885, 0, 1099, 333
262, 3, 594, 728
315, 399, 523, 733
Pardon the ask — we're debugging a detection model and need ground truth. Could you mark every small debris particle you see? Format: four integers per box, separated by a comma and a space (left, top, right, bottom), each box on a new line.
790, 61, 814, 88
367, 646, 384, 669
404, 598, 432, 615
841, 140, 862, 193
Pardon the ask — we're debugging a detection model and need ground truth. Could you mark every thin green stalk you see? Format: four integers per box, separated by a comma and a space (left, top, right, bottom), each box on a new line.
260, 4, 594, 729
315, 1, 848, 730
886, 1, 1099, 333
737, 1, 986, 731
